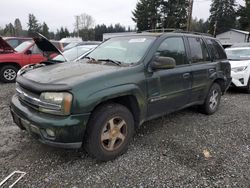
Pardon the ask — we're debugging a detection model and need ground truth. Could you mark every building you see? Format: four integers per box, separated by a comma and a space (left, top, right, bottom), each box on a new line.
216, 29, 250, 46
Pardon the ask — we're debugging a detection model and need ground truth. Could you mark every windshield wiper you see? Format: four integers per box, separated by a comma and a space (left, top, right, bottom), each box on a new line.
84, 56, 96, 61
97, 59, 122, 66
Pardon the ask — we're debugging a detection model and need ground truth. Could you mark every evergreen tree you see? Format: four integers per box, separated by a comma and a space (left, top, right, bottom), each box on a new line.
160, 0, 189, 29
4, 23, 15, 36
209, 0, 236, 35
14, 18, 22, 36
132, 0, 161, 31
237, 0, 250, 31
95, 24, 107, 41
191, 18, 209, 33
41, 22, 49, 38
27, 14, 41, 36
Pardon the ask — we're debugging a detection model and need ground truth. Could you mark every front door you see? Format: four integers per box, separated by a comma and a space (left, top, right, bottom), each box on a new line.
147, 37, 192, 119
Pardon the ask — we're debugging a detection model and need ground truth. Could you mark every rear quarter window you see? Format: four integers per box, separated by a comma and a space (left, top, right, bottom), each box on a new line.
205, 39, 227, 60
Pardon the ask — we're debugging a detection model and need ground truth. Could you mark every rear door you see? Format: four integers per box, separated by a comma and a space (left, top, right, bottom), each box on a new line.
147, 36, 192, 118
186, 36, 214, 103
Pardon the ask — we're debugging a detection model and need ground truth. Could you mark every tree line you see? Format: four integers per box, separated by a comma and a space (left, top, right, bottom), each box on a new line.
132, 0, 250, 36
0, 13, 132, 41
1, 0, 250, 41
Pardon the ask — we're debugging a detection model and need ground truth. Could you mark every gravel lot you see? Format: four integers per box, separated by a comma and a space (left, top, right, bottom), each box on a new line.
0, 83, 249, 187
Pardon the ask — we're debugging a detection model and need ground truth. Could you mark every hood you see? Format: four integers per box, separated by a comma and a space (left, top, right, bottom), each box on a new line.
229, 59, 250, 68
0, 36, 15, 54
33, 33, 66, 60
21, 60, 121, 85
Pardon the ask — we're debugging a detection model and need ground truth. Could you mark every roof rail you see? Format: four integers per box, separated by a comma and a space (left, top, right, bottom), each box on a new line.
173, 30, 212, 37
142, 28, 180, 33
140, 28, 212, 37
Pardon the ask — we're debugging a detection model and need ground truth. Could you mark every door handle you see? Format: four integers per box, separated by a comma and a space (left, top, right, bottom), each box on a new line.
183, 73, 191, 79
209, 69, 215, 74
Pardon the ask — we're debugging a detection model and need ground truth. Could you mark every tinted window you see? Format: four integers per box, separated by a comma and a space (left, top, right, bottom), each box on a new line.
156, 37, 188, 66
188, 37, 210, 63
206, 39, 227, 60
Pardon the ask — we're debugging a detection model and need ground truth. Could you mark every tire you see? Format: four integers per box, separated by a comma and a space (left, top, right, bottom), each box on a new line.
84, 103, 134, 161
0, 65, 18, 83
200, 83, 222, 115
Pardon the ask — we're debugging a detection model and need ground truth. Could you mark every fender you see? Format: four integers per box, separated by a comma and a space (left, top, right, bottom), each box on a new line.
81, 83, 147, 116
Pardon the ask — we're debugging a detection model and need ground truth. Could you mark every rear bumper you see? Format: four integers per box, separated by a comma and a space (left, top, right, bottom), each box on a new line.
10, 94, 90, 149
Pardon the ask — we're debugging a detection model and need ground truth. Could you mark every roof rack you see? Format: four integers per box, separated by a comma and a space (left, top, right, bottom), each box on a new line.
173, 30, 212, 37
140, 28, 212, 37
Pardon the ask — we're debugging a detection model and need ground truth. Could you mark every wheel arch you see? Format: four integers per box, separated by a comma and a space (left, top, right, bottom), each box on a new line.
90, 95, 142, 130
0, 62, 21, 70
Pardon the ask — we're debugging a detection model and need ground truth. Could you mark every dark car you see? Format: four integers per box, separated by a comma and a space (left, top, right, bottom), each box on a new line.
10, 32, 231, 161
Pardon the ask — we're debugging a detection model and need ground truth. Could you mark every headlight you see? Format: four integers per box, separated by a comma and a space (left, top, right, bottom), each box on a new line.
231, 66, 247, 72
39, 92, 73, 115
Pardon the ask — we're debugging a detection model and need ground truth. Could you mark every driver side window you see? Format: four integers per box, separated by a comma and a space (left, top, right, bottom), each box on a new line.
156, 37, 188, 66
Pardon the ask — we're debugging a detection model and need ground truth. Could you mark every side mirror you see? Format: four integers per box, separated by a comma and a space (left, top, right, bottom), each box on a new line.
25, 50, 32, 55
151, 56, 176, 70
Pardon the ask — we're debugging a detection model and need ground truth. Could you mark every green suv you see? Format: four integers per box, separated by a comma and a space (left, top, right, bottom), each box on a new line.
10, 33, 231, 161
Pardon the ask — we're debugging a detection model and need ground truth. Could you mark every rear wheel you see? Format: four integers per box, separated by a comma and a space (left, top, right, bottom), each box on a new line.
200, 83, 222, 115
0, 65, 18, 83
84, 103, 134, 161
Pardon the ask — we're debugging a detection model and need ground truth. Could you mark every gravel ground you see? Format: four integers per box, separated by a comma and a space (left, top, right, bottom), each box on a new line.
0, 83, 249, 188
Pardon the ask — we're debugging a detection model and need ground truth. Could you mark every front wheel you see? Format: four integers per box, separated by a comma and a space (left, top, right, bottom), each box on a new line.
0, 65, 18, 83
84, 103, 134, 161
200, 83, 222, 115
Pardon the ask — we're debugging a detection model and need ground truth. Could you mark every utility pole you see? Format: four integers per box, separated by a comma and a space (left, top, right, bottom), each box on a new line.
187, 0, 194, 31
213, 21, 218, 37
75, 15, 80, 38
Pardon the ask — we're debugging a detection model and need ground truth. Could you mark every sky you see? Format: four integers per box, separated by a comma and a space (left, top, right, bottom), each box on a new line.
0, 0, 245, 32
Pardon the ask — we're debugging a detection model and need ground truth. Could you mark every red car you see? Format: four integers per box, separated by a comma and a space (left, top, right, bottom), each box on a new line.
0, 36, 62, 83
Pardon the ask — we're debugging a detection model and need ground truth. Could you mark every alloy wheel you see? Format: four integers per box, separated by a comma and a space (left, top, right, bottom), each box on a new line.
209, 89, 219, 110
101, 116, 127, 151
3, 69, 17, 81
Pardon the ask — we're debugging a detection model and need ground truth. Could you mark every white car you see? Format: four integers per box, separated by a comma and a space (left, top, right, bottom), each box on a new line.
225, 47, 250, 93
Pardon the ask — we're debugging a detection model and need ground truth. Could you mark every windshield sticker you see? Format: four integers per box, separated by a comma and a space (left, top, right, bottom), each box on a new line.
128, 38, 146, 43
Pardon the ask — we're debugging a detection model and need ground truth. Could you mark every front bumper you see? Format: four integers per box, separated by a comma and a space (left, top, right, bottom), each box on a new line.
231, 71, 249, 88
10, 94, 90, 149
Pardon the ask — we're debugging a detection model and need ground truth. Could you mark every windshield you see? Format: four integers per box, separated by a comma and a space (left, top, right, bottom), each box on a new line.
53, 46, 92, 62
87, 36, 155, 64
15, 41, 33, 52
226, 48, 250, 60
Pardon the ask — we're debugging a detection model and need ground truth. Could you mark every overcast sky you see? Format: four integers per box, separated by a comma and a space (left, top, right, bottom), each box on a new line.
0, 0, 245, 32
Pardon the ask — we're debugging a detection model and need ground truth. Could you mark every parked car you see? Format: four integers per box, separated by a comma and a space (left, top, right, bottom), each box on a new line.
225, 47, 250, 93
63, 41, 101, 51
0, 36, 62, 82
53, 45, 97, 62
10, 32, 231, 161
3, 37, 32, 48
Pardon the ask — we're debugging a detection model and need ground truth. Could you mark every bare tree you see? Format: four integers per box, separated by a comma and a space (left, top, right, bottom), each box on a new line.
75, 13, 95, 37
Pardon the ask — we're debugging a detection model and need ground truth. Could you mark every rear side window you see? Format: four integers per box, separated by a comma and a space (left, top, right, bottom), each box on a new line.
187, 37, 210, 63
156, 37, 188, 66
205, 39, 227, 60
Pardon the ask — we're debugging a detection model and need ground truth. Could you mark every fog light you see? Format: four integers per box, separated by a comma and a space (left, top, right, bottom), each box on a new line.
46, 129, 55, 137
239, 78, 244, 85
